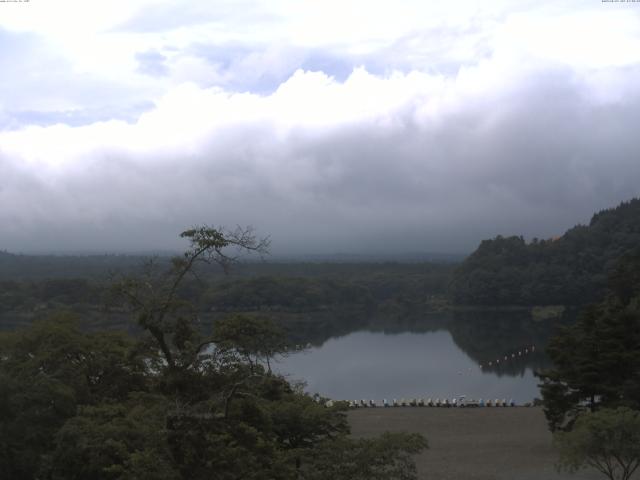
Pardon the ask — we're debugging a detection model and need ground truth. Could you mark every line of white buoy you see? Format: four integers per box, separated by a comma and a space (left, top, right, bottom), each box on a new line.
479, 345, 536, 369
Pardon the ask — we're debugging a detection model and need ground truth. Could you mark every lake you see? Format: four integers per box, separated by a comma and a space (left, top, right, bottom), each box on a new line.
275, 312, 559, 404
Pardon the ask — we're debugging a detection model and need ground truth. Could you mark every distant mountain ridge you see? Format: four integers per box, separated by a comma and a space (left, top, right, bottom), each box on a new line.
450, 198, 640, 306
0, 252, 151, 280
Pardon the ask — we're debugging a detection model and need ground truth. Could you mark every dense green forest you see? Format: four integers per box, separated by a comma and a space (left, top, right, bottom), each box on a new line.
537, 246, 640, 431
450, 198, 640, 306
4, 199, 639, 342
0, 259, 453, 334
2, 200, 640, 478
0, 227, 429, 479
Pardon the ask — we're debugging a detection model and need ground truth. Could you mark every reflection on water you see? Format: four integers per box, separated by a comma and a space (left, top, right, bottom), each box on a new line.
276, 311, 568, 404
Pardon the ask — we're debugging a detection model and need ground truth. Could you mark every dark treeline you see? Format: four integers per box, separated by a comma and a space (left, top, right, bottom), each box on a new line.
0, 251, 151, 280
0, 262, 453, 332
450, 198, 640, 306
202, 264, 450, 312
0, 249, 457, 281
3, 198, 640, 314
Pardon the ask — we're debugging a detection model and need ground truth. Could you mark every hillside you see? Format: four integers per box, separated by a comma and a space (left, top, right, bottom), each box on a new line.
450, 198, 640, 306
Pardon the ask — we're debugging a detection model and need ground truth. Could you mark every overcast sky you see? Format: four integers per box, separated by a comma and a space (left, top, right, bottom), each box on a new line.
1, 0, 639, 255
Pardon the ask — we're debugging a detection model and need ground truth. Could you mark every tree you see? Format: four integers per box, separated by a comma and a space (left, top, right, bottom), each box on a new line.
111, 225, 269, 371
213, 314, 291, 372
538, 303, 640, 431
537, 252, 640, 431
107, 225, 427, 478
0, 313, 149, 479
555, 407, 640, 480
50, 394, 179, 480
299, 432, 428, 480
450, 199, 640, 306
1, 226, 429, 479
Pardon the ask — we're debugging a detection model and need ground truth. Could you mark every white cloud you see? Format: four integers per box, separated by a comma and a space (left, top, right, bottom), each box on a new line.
1, 56, 639, 252
0, 1, 639, 253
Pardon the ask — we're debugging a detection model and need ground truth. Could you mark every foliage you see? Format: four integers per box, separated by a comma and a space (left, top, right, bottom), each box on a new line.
213, 314, 292, 372
555, 407, 640, 480
0, 256, 453, 317
538, 249, 640, 431
110, 225, 270, 371
0, 314, 149, 480
50, 394, 179, 480
0, 226, 428, 479
202, 276, 375, 313
299, 432, 428, 480
451, 198, 640, 306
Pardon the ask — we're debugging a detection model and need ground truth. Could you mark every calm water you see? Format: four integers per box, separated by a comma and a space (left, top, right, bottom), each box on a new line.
275, 327, 548, 404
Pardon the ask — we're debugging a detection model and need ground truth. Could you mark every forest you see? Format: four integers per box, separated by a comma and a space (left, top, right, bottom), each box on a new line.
450, 198, 640, 306
0, 255, 453, 336
2, 200, 640, 478
4, 199, 640, 331
0, 227, 430, 479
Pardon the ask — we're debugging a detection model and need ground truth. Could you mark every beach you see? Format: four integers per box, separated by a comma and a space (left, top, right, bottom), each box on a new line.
349, 407, 607, 480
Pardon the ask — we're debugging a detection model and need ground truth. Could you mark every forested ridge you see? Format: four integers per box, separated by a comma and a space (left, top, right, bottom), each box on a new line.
0, 262, 452, 336
4, 198, 640, 318
450, 198, 640, 306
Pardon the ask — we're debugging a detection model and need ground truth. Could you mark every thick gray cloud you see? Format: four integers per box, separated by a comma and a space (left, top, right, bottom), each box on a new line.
1, 64, 639, 255
0, 1, 639, 255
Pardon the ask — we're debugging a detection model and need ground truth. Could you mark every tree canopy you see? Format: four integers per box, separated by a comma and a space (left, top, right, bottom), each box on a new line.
537, 248, 640, 431
555, 407, 640, 480
450, 198, 640, 306
0, 226, 427, 479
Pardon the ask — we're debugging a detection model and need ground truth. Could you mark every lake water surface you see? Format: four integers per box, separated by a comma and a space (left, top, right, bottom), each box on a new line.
275, 315, 554, 404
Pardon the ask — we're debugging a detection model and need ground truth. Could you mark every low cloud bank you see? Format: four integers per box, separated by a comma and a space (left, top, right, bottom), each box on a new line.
1, 61, 639, 254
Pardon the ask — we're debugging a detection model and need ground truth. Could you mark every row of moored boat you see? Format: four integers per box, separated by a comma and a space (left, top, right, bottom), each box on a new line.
324, 397, 519, 408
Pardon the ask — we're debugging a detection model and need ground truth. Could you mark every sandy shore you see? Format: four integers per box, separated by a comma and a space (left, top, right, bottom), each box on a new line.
348, 407, 609, 480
